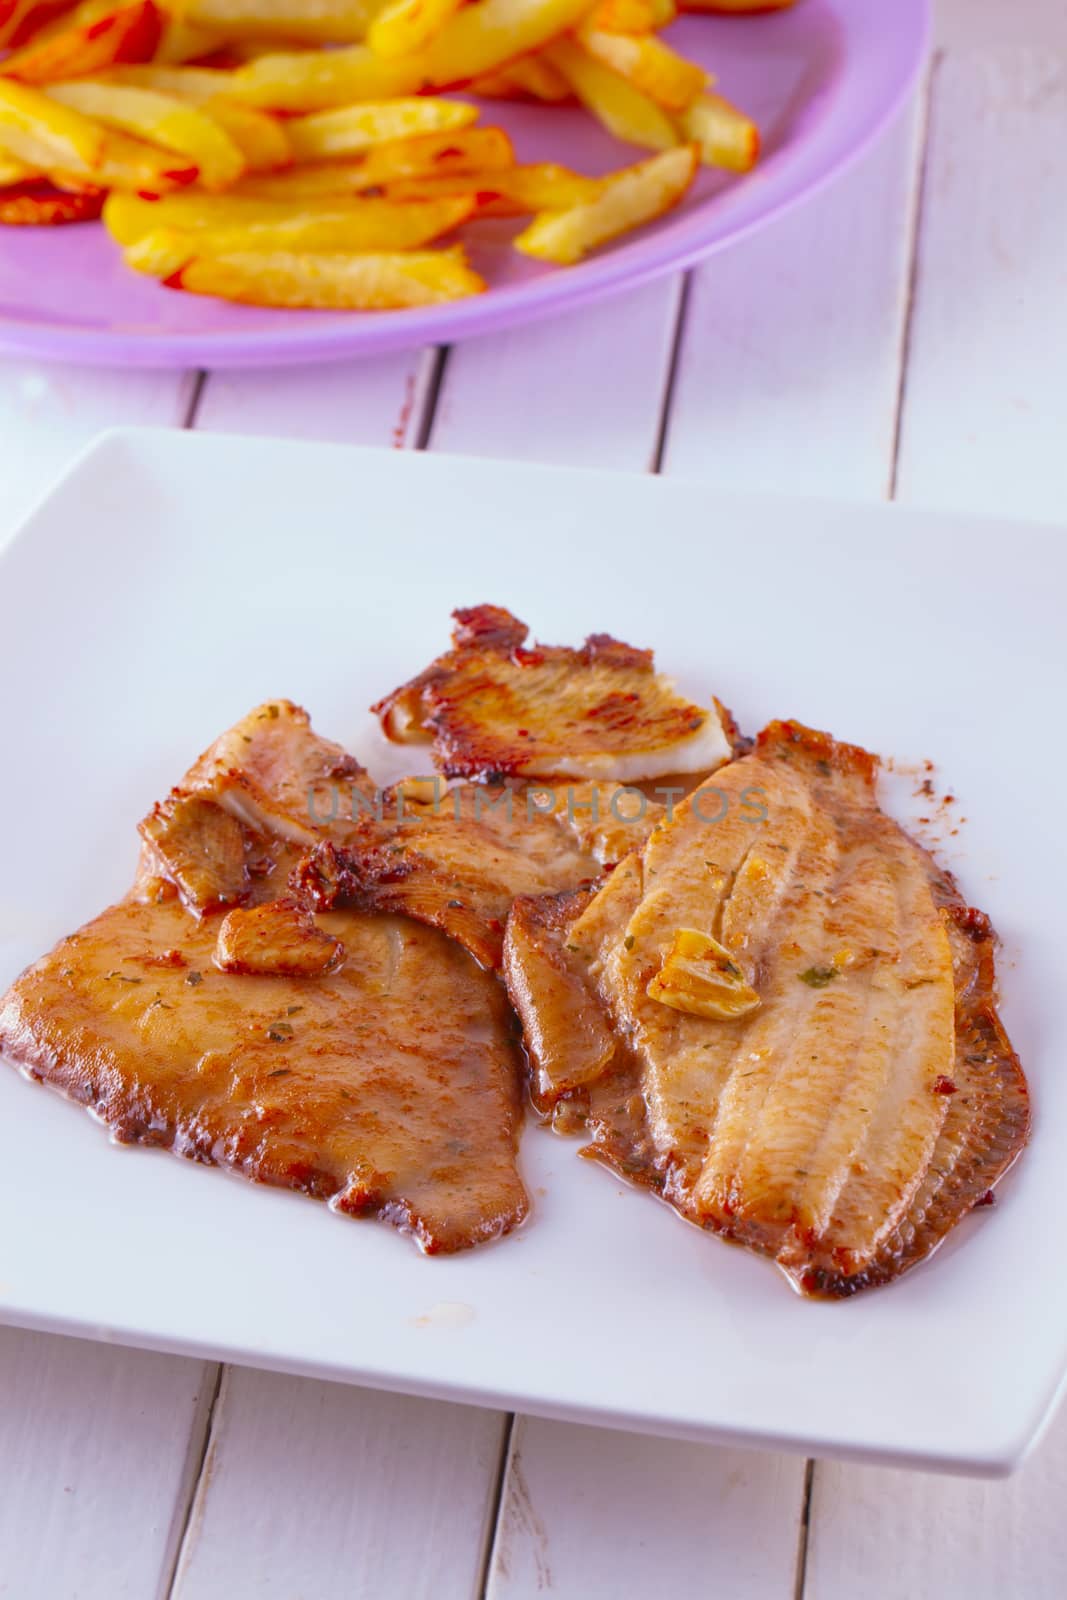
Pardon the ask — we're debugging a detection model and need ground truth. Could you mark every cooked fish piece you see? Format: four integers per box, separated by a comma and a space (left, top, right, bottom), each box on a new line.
0, 900, 527, 1253
136, 699, 374, 912
0, 702, 529, 1253
372, 604, 733, 782
291, 779, 602, 971
504, 722, 1029, 1296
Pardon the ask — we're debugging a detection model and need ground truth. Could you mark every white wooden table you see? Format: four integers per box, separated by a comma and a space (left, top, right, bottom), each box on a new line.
2, 2, 1065, 1594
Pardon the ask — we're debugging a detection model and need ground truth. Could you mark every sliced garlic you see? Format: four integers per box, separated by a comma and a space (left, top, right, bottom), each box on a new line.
647, 927, 760, 1020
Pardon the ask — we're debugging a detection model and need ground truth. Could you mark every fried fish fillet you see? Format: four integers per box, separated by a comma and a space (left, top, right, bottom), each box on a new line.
291, 777, 659, 971
373, 604, 733, 782
0, 702, 528, 1252
504, 722, 1029, 1295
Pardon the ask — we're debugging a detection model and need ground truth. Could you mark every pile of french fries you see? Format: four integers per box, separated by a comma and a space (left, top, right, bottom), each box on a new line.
0, 0, 791, 310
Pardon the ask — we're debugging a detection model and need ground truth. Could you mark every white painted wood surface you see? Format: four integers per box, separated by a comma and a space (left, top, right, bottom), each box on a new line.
1, 1, 1066, 1594
485, 1417, 806, 1599
0, 1326, 214, 1599
894, 45, 1067, 520
172, 1370, 507, 1600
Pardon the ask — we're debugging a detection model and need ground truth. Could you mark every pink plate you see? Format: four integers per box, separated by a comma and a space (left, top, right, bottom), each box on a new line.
0, 0, 930, 369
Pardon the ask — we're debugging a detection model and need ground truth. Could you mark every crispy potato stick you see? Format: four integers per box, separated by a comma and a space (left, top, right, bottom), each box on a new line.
0, 0, 76, 51
206, 101, 291, 171
545, 37, 677, 150
182, 0, 383, 44
99, 63, 236, 99
678, 89, 758, 171
103, 187, 322, 238
368, 0, 464, 60
0, 150, 35, 181
153, 16, 221, 63
576, 25, 706, 110
514, 141, 696, 263
134, 238, 487, 308
0, 77, 105, 168
96, 67, 293, 169
418, 0, 599, 89
471, 54, 572, 101
228, 45, 425, 112
385, 160, 600, 210
46, 79, 246, 187
0, 174, 103, 220
1, 1, 163, 86
105, 188, 475, 249
285, 97, 477, 162
587, 0, 675, 32
58, 127, 198, 191
233, 125, 514, 198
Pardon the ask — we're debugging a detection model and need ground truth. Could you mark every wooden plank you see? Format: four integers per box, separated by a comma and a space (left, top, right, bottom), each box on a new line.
486, 1417, 806, 1599
894, 45, 1067, 521
0, 1325, 214, 1600
172, 1368, 507, 1600
430, 278, 683, 469
0, 363, 195, 544
805, 1398, 1067, 1600
936, 0, 1067, 50
193, 350, 438, 449
662, 98, 925, 499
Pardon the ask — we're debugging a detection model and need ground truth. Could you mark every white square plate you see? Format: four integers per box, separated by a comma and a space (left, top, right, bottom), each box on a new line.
1, 428, 1062, 1476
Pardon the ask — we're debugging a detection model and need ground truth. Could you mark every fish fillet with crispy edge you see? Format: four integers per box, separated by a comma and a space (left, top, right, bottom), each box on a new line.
503, 722, 1029, 1296
371, 604, 733, 783
0, 701, 529, 1253
288, 776, 659, 972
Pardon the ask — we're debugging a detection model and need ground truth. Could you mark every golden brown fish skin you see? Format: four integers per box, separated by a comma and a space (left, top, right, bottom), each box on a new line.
0, 701, 530, 1254
503, 722, 1030, 1297
371, 604, 729, 782
290, 781, 603, 972
0, 899, 527, 1253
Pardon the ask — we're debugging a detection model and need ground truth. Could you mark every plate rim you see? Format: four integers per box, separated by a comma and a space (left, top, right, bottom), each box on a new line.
4, 424, 1062, 1481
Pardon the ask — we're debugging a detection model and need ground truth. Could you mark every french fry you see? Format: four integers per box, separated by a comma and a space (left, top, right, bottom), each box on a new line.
284, 97, 478, 162
228, 44, 426, 112
98, 63, 236, 99
514, 141, 696, 263
0, 0, 76, 51
419, 0, 600, 90
586, 0, 675, 32
368, 0, 464, 60
233, 126, 514, 198
59, 127, 199, 191
576, 26, 707, 111
153, 14, 221, 64
181, 0, 384, 45
206, 101, 291, 171
95, 66, 294, 168
0, 150, 36, 182
102, 187, 320, 238
0, 76, 105, 169
1, 1, 163, 86
471, 54, 572, 102
46, 79, 246, 187
97, 63, 235, 97
545, 38, 677, 150
384, 161, 600, 211
677, 89, 758, 171
0, 173, 103, 220
131, 236, 487, 308
104, 187, 475, 249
